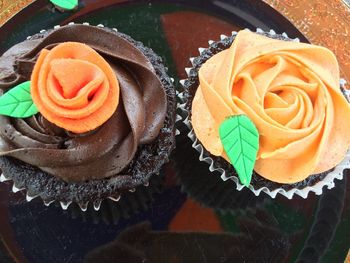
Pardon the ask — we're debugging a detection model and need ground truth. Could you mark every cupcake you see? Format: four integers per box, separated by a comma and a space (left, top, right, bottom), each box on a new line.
178, 29, 350, 199
0, 23, 176, 210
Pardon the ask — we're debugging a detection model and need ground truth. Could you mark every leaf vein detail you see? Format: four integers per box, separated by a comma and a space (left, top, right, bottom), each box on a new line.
242, 138, 258, 151
0, 100, 34, 106
226, 138, 239, 155
23, 103, 35, 116
240, 123, 258, 138
221, 125, 238, 140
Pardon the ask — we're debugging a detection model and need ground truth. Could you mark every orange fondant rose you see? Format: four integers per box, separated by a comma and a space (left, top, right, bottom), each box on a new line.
192, 30, 350, 183
31, 42, 119, 133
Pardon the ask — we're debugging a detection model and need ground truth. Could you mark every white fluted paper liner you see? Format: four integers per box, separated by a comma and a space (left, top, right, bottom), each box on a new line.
0, 170, 143, 211
177, 28, 350, 199
0, 22, 172, 211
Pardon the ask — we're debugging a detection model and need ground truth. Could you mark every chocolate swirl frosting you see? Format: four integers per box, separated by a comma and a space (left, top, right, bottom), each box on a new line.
0, 25, 167, 182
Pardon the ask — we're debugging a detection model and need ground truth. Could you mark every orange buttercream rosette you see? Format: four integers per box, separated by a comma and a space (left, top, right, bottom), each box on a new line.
31, 42, 119, 133
192, 30, 350, 183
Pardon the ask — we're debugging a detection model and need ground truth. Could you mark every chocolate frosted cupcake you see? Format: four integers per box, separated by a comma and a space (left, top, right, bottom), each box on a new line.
0, 23, 176, 210
178, 29, 350, 199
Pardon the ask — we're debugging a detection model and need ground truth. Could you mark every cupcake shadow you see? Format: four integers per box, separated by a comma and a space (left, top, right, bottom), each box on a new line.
65, 171, 165, 225
173, 124, 266, 212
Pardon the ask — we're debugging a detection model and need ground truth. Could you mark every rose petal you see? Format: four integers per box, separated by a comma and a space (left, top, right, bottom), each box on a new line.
31, 42, 119, 133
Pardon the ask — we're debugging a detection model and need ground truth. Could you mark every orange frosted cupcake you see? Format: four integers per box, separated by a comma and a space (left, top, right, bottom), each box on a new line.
179, 29, 350, 199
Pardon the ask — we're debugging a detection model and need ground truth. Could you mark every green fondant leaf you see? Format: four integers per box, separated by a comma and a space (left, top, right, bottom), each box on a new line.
50, 0, 78, 10
219, 115, 259, 187
0, 81, 38, 118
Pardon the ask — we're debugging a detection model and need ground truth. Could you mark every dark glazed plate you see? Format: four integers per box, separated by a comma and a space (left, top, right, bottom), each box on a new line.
0, 0, 308, 55
0, 1, 349, 263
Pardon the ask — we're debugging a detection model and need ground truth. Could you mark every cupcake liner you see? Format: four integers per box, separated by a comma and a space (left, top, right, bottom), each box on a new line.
177, 28, 350, 199
0, 22, 176, 211
0, 165, 158, 212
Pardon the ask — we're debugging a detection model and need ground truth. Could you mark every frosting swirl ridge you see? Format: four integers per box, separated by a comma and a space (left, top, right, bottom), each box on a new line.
0, 25, 167, 182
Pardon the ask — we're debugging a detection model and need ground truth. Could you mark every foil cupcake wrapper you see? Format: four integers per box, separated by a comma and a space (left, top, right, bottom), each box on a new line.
0, 22, 176, 211
177, 28, 350, 199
